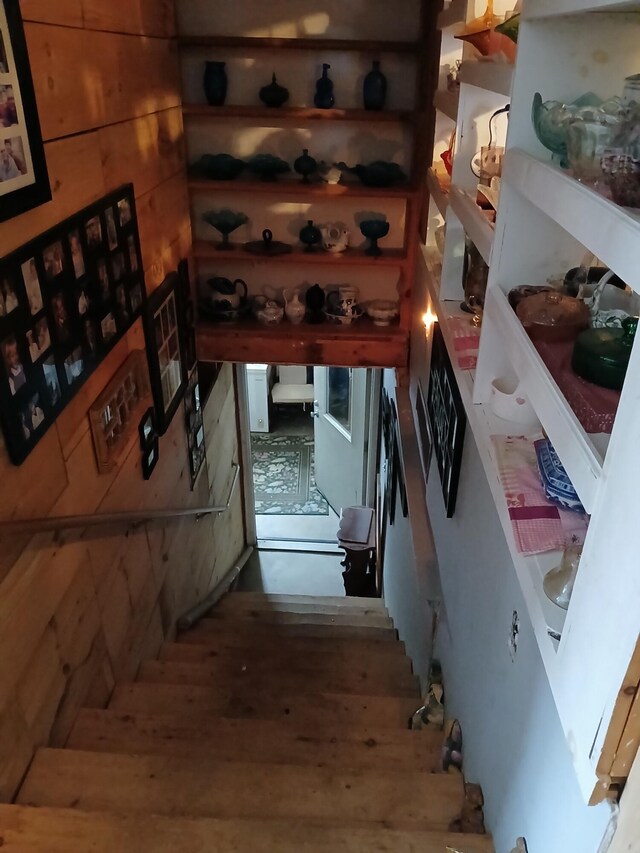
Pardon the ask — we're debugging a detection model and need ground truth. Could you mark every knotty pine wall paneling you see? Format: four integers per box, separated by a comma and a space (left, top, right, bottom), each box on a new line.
0, 2, 244, 801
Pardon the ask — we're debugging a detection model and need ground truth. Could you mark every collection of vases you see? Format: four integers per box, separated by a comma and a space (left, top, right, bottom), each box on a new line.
203, 60, 388, 111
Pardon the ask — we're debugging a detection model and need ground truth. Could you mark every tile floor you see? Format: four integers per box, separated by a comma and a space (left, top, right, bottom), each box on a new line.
236, 549, 347, 597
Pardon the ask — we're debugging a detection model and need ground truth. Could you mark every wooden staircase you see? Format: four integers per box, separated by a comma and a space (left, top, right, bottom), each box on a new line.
3, 592, 494, 852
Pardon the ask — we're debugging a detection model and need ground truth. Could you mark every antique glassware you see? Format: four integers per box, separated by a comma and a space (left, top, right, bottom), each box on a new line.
202, 209, 248, 249
566, 111, 620, 185
543, 538, 583, 610
461, 237, 489, 314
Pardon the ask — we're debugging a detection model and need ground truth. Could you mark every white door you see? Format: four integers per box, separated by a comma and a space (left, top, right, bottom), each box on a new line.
313, 367, 370, 514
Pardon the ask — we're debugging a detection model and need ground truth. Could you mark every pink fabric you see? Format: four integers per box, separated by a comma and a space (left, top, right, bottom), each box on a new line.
491, 434, 589, 555
532, 338, 620, 434
449, 316, 480, 370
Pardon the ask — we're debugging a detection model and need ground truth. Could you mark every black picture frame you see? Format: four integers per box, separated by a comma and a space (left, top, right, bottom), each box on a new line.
138, 406, 156, 450
0, 1, 51, 222
143, 269, 187, 436
0, 183, 146, 465
142, 435, 159, 480
184, 364, 205, 489
415, 382, 433, 484
427, 324, 467, 518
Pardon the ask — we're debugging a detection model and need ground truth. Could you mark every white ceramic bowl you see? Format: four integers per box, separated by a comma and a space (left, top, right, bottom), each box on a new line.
365, 299, 400, 326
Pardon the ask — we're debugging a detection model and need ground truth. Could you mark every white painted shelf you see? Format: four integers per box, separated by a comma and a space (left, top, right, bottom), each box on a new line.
504, 149, 640, 291
525, 0, 640, 17
423, 250, 566, 669
427, 168, 450, 218
434, 88, 459, 122
438, 0, 467, 28
449, 186, 495, 265
459, 60, 514, 97
487, 287, 607, 514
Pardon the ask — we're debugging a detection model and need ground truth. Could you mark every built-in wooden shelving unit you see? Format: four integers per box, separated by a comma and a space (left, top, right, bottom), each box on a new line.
192, 241, 407, 266
178, 35, 420, 53
182, 105, 415, 123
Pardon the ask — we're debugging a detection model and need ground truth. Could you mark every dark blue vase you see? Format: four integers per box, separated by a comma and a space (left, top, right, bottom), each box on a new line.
204, 61, 228, 106
363, 60, 387, 111
299, 220, 322, 252
314, 63, 335, 109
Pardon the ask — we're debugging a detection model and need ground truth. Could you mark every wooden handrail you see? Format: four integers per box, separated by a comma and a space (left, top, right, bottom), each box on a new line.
0, 463, 240, 534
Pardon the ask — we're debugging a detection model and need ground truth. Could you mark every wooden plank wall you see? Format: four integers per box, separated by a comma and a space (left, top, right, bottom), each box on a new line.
0, 1, 245, 801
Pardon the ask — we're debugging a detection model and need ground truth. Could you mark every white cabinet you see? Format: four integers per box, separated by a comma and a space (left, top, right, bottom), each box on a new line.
246, 364, 271, 433
424, 0, 640, 803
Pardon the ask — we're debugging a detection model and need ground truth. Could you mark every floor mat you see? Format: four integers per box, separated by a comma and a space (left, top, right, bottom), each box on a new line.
251, 433, 329, 516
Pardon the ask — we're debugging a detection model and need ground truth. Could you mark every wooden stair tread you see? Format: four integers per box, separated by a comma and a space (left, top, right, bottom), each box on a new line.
0, 805, 495, 853
205, 609, 394, 629
136, 659, 420, 698
108, 683, 421, 729
217, 593, 388, 616
67, 709, 444, 772
190, 619, 397, 640
160, 641, 415, 680
177, 625, 408, 659
18, 749, 465, 830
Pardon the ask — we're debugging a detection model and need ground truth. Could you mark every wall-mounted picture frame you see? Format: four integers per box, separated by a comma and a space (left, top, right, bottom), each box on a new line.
0, 183, 146, 465
143, 269, 187, 436
427, 324, 466, 518
184, 364, 205, 488
415, 381, 433, 485
0, 1, 51, 222
142, 435, 159, 480
138, 406, 156, 450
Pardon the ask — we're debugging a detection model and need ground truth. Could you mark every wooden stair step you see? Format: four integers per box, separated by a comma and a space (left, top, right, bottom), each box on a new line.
184, 618, 401, 646
67, 709, 444, 773
205, 609, 394, 629
136, 659, 420, 698
18, 749, 465, 831
217, 592, 388, 617
0, 805, 495, 852
108, 683, 421, 729
191, 618, 396, 640
160, 641, 415, 681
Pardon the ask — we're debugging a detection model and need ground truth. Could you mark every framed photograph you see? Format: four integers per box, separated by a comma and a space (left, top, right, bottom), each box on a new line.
427, 324, 467, 518
138, 406, 156, 449
142, 435, 159, 480
183, 365, 205, 489
0, 1, 51, 221
0, 183, 146, 465
415, 382, 433, 484
144, 269, 188, 436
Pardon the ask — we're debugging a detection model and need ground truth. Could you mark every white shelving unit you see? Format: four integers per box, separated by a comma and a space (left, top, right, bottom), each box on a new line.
424, 0, 640, 803
434, 88, 460, 121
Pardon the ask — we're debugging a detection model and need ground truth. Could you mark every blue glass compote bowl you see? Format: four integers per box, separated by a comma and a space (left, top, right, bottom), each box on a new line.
359, 219, 390, 256
203, 209, 249, 250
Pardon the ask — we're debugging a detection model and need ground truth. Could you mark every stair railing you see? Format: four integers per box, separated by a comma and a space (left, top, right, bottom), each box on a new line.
0, 462, 240, 534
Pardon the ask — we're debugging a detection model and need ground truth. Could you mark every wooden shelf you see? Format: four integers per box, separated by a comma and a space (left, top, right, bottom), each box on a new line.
448, 186, 495, 265
178, 35, 419, 53
433, 89, 459, 122
192, 241, 407, 267
505, 149, 640, 293
458, 60, 514, 97
188, 178, 418, 199
196, 315, 408, 367
427, 168, 449, 218
183, 104, 415, 123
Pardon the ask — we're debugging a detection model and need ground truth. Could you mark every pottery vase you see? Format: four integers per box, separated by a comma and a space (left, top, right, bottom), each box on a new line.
305, 284, 325, 323
299, 220, 322, 252
294, 149, 318, 184
363, 60, 387, 111
314, 63, 335, 109
283, 288, 306, 325
204, 61, 228, 106
259, 72, 289, 107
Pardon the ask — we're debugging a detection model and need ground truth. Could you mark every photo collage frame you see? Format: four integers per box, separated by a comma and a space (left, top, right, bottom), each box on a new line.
184, 365, 205, 488
0, 1, 51, 221
0, 184, 146, 464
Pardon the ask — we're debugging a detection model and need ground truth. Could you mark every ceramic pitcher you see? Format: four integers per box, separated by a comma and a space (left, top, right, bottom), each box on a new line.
208, 276, 247, 311
283, 287, 306, 325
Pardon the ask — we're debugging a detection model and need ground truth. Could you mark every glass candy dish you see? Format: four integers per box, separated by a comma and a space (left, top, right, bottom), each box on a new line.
202, 209, 249, 249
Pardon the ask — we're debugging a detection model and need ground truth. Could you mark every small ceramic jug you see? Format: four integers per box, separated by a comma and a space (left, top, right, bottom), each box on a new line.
327, 285, 359, 316
208, 276, 247, 311
320, 222, 350, 253
283, 287, 306, 325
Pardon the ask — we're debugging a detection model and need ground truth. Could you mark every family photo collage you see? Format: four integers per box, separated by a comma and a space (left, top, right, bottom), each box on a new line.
0, 184, 146, 464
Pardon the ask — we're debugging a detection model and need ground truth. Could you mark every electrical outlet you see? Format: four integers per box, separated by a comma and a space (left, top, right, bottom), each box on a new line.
508, 610, 520, 661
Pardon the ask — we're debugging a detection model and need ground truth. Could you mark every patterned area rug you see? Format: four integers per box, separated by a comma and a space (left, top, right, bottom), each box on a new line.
251, 433, 329, 516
